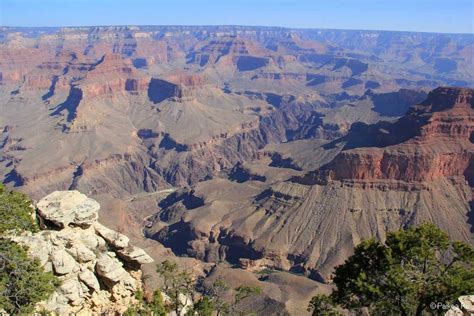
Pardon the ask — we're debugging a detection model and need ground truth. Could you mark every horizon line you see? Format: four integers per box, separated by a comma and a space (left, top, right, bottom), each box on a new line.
1, 24, 473, 36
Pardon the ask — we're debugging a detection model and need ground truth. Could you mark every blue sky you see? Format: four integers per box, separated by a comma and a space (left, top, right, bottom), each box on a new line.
1, 0, 473, 33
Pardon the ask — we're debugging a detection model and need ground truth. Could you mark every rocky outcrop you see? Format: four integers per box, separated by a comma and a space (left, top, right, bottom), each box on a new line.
10, 191, 153, 315
37, 190, 99, 228
305, 87, 474, 185
446, 295, 474, 315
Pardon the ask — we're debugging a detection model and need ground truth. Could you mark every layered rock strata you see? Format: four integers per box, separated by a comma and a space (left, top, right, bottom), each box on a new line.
147, 87, 474, 282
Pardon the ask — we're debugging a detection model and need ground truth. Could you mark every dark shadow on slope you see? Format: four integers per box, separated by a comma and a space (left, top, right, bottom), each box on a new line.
332, 58, 368, 76
68, 164, 83, 190
148, 78, 179, 104
42, 75, 59, 101
269, 153, 302, 171
132, 58, 147, 69
217, 230, 263, 264
50, 86, 83, 122
150, 220, 192, 256
467, 201, 474, 234
186, 52, 210, 66
4, 169, 24, 187
306, 74, 328, 86
322, 91, 440, 151
285, 112, 325, 141
89, 54, 105, 71
322, 119, 422, 151
365, 80, 381, 89
158, 189, 204, 210
158, 133, 187, 152
342, 78, 362, 89
369, 89, 427, 117
266, 93, 295, 109
228, 162, 266, 183
236, 56, 269, 71
137, 129, 159, 139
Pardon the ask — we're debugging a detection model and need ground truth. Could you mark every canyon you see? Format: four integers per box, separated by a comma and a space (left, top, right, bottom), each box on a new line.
1, 25, 473, 314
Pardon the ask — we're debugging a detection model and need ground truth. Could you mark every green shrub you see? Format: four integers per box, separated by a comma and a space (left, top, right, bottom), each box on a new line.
124, 288, 167, 316
189, 296, 214, 316
0, 239, 60, 314
0, 183, 38, 234
307, 294, 341, 316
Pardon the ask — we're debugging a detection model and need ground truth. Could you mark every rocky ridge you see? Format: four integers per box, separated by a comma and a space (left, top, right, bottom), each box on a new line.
297, 87, 474, 185
10, 190, 153, 315
146, 87, 474, 282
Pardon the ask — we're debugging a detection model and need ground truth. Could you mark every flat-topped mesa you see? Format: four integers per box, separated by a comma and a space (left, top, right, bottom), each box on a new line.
148, 74, 211, 103
166, 73, 208, 87
188, 36, 272, 70
251, 72, 307, 82
80, 54, 149, 97
191, 36, 265, 59
418, 86, 474, 112
414, 87, 474, 140
295, 87, 474, 186
391, 87, 474, 144
7, 52, 149, 99
11, 190, 153, 315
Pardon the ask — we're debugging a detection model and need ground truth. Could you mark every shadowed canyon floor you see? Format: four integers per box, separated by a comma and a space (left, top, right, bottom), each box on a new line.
1, 26, 473, 314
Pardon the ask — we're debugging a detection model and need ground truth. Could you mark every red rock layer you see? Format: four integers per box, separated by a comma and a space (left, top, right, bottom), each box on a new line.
322, 87, 474, 183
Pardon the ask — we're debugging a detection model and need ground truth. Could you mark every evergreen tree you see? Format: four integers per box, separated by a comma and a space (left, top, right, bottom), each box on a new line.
308, 223, 474, 316
156, 260, 194, 315
0, 184, 59, 314
0, 183, 38, 234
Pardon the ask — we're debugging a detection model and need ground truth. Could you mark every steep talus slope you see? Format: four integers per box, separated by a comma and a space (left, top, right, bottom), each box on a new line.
147, 87, 474, 281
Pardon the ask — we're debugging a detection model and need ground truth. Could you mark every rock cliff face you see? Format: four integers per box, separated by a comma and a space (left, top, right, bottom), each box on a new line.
10, 191, 153, 315
147, 87, 474, 282
298, 87, 473, 184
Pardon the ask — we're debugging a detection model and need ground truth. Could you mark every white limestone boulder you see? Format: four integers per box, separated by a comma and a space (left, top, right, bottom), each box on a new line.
94, 223, 129, 249
117, 246, 154, 266
51, 249, 80, 275
79, 269, 100, 292
95, 254, 127, 285
67, 242, 96, 262
59, 277, 85, 304
37, 191, 99, 228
